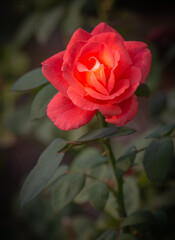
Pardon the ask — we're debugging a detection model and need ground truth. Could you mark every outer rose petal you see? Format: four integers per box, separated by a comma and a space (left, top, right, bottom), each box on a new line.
42, 51, 69, 96
64, 29, 91, 64
91, 22, 117, 35
64, 41, 87, 69
105, 95, 138, 126
47, 92, 96, 131
125, 41, 152, 83
67, 87, 121, 116
66, 28, 91, 52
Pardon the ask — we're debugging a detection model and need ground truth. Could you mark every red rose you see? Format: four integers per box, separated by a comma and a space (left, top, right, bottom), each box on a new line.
42, 23, 151, 131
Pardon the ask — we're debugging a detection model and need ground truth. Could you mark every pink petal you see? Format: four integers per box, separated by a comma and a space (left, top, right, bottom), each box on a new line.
99, 103, 122, 116
77, 62, 89, 72
105, 95, 138, 126
93, 63, 107, 86
67, 87, 121, 116
47, 92, 96, 131
107, 51, 120, 92
107, 71, 115, 92
64, 28, 91, 63
79, 41, 114, 69
41, 51, 69, 96
77, 61, 108, 95
85, 79, 130, 100
89, 32, 132, 76
125, 41, 152, 83
62, 63, 87, 96
64, 41, 87, 69
91, 22, 117, 35
86, 71, 109, 95
111, 66, 141, 103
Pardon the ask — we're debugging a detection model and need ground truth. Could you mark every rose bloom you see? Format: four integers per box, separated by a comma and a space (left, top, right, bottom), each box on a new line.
42, 23, 151, 131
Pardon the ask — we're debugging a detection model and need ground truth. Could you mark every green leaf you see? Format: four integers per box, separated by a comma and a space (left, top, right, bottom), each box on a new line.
45, 165, 68, 189
143, 137, 173, 183
135, 83, 151, 97
118, 233, 137, 240
116, 146, 136, 178
71, 147, 107, 170
74, 165, 113, 205
97, 230, 117, 240
146, 123, 175, 139
121, 210, 156, 228
124, 177, 140, 215
105, 191, 118, 219
52, 173, 85, 212
75, 127, 136, 143
20, 138, 67, 206
89, 182, 109, 211
31, 84, 57, 120
11, 68, 48, 91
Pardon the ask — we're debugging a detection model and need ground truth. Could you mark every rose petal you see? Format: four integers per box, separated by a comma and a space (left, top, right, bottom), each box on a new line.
77, 58, 107, 87
64, 28, 91, 63
105, 95, 138, 126
41, 51, 69, 96
93, 63, 107, 86
88, 32, 132, 76
107, 51, 120, 92
111, 66, 141, 103
62, 63, 87, 96
79, 41, 114, 69
67, 87, 121, 116
77, 61, 108, 95
107, 71, 115, 93
86, 71, 109, 95
91, 22, 117, 35
99, 103, 122, 116
64, 41, 87, 69
85, 79, 130, 100
47, 92, 96, 131
77, 62, 89, 72
125, 41, 152, 83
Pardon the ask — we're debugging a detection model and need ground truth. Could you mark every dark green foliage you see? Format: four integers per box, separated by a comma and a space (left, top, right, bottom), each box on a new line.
143, 137, 174, 183
146, 123, 175, 139
116, 146, 136, 178
74, 127, 136, 143
11, 68, 48, 91
20, 138, 67, 206
31, 84, 58, 120
89, 182, 109, 211
121, 210, 156, 228
52, 173, 85, 212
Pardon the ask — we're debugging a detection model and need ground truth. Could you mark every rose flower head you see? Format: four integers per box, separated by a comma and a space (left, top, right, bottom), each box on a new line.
42, 23, 151, 131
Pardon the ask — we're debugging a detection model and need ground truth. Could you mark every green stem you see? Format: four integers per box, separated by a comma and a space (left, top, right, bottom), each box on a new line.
104, 138, 127, 218
99, 114, 127, 218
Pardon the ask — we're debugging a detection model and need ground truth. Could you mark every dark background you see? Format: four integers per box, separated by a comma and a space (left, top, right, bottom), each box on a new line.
1, 0, 175, 239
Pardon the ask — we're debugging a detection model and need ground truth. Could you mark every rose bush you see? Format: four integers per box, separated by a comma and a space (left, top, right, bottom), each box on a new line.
42, 23, 151, 130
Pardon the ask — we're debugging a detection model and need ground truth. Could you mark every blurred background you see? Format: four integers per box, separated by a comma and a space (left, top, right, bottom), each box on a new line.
1, 0, 175, 239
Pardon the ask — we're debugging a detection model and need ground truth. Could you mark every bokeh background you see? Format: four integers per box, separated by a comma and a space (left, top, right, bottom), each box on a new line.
1, 0, 175, 239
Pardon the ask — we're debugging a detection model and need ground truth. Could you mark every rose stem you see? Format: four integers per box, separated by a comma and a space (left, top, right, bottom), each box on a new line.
99, 113, 127, 219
